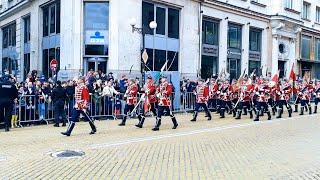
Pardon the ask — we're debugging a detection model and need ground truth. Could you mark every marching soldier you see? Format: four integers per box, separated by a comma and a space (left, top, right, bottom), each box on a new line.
314, 80, 320, 113
235, 79, 254, 119
218, 80, 231, 118
230, 79, 239, 117
254, 80, 271, 121
61, 77, 97, 136
135, 75, 158, 128
298, 82, 312, 115
119, 79, 138, 126
152, 75, 178, 131
190, 79, 212, 122
208, 78, 219, 112
275, 80, 293, 118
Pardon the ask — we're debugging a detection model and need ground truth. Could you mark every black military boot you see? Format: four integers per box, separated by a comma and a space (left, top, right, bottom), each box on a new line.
294, 105, 298, 112
118, 116, 127, 126
135, 116, 145, 128
288, 108, 292, 117
4, 125, 9, 132
260, 109, 264, 116
62, 119, 66, 127
190, 112, 198, 122
308, 105, 312, 115
305, 106, 308, 112
254, 111, 260, 121
243, 108, 248, 115
235, 110, 242, 119
232, 109, 236, 117
152, 118, 161, 131
89, 121, 97, 135
276, 108, 282, 118
299, 107, 304, 115
171, 116, 178, 129
220, 109, 225, 118
249, 110, 253, 119
267, 111, 272, 120
272, 107, 276, 116
314, 105, 318, 114
207, 111, 212, 121
61, 122, 75, 136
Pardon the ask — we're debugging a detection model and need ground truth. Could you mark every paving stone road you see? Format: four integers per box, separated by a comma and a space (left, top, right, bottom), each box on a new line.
1, 112, 320, 179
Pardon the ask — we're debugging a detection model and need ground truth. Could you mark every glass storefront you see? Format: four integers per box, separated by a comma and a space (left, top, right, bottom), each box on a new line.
84, 2, 109, 73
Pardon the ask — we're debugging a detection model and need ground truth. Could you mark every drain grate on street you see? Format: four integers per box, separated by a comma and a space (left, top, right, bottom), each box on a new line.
51, 150, 85, 159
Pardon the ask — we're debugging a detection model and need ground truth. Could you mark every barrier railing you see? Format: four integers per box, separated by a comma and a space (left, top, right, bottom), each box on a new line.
13, 92, 317, 127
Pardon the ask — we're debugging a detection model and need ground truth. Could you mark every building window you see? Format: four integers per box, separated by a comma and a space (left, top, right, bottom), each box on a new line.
168, 8, 179, 39
249, 28, 261, 52
228, 24, 242, 49
2, 23, 16, 49
24, 53, 30, 80
315, 38, 320, 61
201, 55, 218, 79
84, 2, 109, 56
285, 0, 293, 9
42, 1, 60, 37
42, 48, 60, 78
302, 2, 310, 20
202, 20, 219, 45
144, 48, 178, 71
316, 7, 320, 23
24, 16, 31, 43
156, 7, 166, 35
142, 1, 180, 39
142, 2, 154, 35
301, 35, 311, 59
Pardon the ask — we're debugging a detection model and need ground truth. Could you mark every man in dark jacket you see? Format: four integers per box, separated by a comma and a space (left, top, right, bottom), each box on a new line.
0, 75, 18, 131
51, 81, 67, 127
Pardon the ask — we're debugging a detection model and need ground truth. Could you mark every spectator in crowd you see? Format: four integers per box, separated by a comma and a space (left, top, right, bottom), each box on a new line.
51, 81, 67, 127
102, 80, 120, 116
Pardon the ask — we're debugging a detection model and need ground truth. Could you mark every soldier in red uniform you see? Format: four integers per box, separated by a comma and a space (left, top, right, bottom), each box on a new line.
235, 80, 254, 119
299, 82, 312, 115
314, 80, 320, 113
275, 80, 292, 118
218, 80, 231, 118
119, 79, 138, 126
208, 78, 219, 112
190, 79, 212, 122
254, 80, 272, 121
152, 75, 178, 131
61, 77, 97, 136
135, 75, 158, 128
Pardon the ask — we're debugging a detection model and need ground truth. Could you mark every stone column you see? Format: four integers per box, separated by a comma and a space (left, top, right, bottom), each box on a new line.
271, 35, 279, 75
219, 19, 228, 72
241, 24, 250, 74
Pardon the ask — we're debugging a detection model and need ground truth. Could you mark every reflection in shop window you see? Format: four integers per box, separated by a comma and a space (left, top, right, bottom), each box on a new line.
84, 2, 109, 30
156, 7, 166, 35
315, 39, 320, 61
249, 29, 261, 51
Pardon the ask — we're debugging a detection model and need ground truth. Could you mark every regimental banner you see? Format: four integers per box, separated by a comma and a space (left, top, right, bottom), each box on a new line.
202, 44, 219, 57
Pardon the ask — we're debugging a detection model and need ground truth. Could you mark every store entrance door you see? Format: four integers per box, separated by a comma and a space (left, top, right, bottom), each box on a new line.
84, 57, 107, 74
227, 58, 241, 80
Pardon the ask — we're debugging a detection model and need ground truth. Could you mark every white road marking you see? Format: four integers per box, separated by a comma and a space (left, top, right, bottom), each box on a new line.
89, 114, 318, 149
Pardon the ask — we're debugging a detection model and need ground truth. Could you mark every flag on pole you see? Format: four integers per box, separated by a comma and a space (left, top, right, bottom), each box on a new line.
289, 63, 296, 81
269, 70, 280, 87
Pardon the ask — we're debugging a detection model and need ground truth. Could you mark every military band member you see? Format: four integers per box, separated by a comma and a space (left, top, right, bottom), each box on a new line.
275, 80, 293, 118
208, 78, 219, 112
298, 82, 312, 115
190, 79, 212, 122
235, 80, 254, 119
61, 77, 97, 136
152, 75, 178, 131
254, 81, 272, 121
218, 80, 231, 118
135, 75, 158, 128
314, 81, 320, 113
119, 79, 138, 126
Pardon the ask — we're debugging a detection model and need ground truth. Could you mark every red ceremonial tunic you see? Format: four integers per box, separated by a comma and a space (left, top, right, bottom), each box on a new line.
195, 84, 209, 103
75, 84, 90, 110
157, 82, 173, 107
125, 84, 138, 105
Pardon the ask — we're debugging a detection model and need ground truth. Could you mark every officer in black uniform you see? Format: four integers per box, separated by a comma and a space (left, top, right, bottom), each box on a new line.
51, 81, 67, 127
0, 75, 18, 132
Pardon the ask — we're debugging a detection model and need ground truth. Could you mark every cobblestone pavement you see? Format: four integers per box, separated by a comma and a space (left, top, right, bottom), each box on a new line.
1, 112, 320, 179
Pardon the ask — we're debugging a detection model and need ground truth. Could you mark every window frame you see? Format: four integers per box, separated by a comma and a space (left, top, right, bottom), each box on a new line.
249, 28, 262, 52
2, 22, 16, 48
42, 1, 60, 37
202, 19, 219, 46
302, 1, 310, 20
301, 35, 311, 60
23, 16, 31, 43
227, 23, 242, 49
285, 0, 293, 9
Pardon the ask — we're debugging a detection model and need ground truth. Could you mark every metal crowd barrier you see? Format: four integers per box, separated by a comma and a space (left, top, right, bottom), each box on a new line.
14, 91, 315, 127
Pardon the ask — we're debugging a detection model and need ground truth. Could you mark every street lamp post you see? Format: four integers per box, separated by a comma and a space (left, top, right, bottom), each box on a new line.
130, 18, 157, 84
